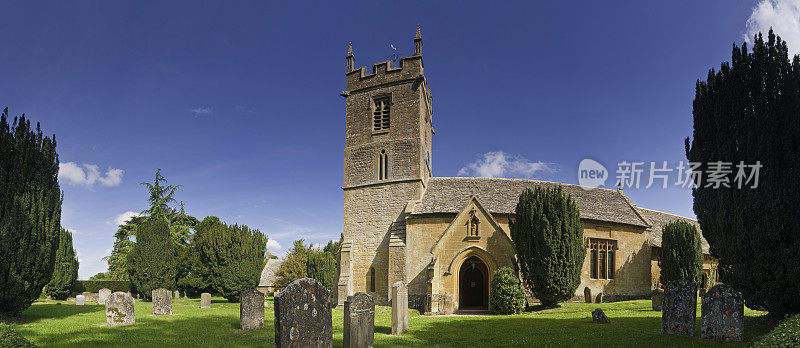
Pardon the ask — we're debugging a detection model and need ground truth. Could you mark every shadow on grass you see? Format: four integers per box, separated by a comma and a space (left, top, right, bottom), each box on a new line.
10, 304, 105, 324
375, 325, 391, 335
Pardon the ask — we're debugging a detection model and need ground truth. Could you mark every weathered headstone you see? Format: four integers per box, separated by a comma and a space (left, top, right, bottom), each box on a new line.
391, 281, 408, 335
584, 287, 592, 303
240, 289, 265, 330
152, 288, 173, 315
99, 288, 112, 305
701, 284, 743, 341
200, 293, 211, 308
105, 291, 135, 326
662, 280, 697, 336
344, 292, 374, 348
595, 292, 603, 304
76, 294, 85, 306
274, 278, 332, 348
652, 289, 665, 311
174, 290, 180, 299
82, 291, 94, 303
592, 308, 610, 323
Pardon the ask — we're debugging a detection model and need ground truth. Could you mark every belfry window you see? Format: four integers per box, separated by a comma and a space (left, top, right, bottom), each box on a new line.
589, 238, 616, 280
372, 96, 390, 131
369, 267, 376, 292
379, 150, 389, 180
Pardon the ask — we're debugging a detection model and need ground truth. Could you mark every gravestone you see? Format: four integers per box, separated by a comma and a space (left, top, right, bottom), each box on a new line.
274, 278, 332, 348
344, 292, 374, 348
584, 287, 592, 303
662, 280, 697, 336
391, 281, 408, 335
652, 289, 665, 311
240, 289, 265, 330
200, 293, 211, 308
105, 291, 135, 326
592, 308, 610, 323
76, 294, 85, 306
595, 292, 603, 304
701, 284, 743, 341
152, 288, 173, 315
174, 290, 180, 299
99, 288, 112, 305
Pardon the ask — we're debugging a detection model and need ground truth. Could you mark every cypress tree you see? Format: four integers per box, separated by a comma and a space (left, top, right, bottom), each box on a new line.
195, 217, 267, 302
510, 187, 585, 307
46, 228, 79, 300
0, 109, 62, 316
275, 240, 313, 288
659, 221, 702, 287
686, 29, 800, 315
307, 250, 337, 292
129, 217, 175, 299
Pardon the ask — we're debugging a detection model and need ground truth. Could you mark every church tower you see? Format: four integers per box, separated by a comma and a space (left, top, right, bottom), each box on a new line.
339, 25, 433, 305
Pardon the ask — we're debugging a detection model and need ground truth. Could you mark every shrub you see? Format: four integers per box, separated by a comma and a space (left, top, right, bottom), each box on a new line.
195, 217, 267, 302
129, 217, 175, 299
0, 110, 62, 317
686, 29, 800, 316
753, 314, 800, 348
72, 280, 131, 294
46, 229, 79, 300
510, 187, 585, 307
307, 250, 337, 292
0, 323, 37, 347
489, 267, 526, 315
659, 221, 702, 287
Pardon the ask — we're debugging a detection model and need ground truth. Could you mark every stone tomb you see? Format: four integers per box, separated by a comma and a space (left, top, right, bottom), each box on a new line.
701, 284, 743, 341
240, 289, 265, 330
344, 292, 375, 348
76, 294, 85, 306
200, 293, 211, 308
391, 281, 408, 335
105, 291, 135, 326
652, 289, 665, 311
152, 288, 173, 315
662, 280, 697, 336
99, 288, 112, 305
274, 278, 332, 348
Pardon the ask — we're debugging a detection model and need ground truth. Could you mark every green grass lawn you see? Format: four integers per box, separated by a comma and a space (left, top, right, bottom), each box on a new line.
8, 297, 772, 347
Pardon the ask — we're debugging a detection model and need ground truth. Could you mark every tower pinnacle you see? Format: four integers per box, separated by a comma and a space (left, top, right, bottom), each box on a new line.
414, 24, 422, 55
346, 42, 355, 72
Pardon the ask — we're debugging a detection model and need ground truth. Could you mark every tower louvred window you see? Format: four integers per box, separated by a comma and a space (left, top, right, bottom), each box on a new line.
373, 97, 390, 131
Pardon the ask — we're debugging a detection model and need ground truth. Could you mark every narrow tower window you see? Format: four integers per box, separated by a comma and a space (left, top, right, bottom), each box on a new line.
379, 150, 389, 180
369, 267, 376, 292
372, 96, 390, 131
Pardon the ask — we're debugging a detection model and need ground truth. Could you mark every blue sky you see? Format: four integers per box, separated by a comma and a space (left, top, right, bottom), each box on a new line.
2, 1, 798, 279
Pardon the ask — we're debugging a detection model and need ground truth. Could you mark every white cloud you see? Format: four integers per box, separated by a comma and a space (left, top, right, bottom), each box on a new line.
266, 239, 282, 252
59, 162, 124, 188
191, 106, 212, 115
114, 211, 140, 225
745, 0, 800, 56
457, 151, 558, 179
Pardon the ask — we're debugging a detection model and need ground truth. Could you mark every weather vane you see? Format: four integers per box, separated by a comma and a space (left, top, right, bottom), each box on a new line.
388, 43, 397, 63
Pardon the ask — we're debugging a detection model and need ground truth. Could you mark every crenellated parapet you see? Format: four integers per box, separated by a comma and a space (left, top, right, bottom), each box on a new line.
345, 55, 424, 93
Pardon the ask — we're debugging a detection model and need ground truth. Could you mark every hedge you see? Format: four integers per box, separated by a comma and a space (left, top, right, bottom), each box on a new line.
489, 267, 526, 315
71, 280, 131, 294
0, 323, 37, 347
754, 314, 800, 348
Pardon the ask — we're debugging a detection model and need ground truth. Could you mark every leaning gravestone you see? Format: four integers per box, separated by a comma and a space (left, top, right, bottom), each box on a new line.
344, 292, 375, 348
76, 294, 85, 306
106, 291, 135, 326
152, 288, 173, 315
701, 284, 743, 341
652, 289, 665, 311
662, 280, 697, 336
592, 308, 610, 323
274, 278, 332, 348
584, 287, 592, 303
200, 293, 211, 308
99, 288, 112, 305
240, 289, 265, 330
391, 281, 408, 335
595, 292, 603, 304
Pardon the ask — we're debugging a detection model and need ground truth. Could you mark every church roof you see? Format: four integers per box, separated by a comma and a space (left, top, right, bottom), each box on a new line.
636, 208, 710, 254
411, 177, 651, 228
259, 258, 284, 287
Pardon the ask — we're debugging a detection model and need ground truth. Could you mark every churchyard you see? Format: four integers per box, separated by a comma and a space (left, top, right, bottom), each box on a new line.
6, 292, 771, 347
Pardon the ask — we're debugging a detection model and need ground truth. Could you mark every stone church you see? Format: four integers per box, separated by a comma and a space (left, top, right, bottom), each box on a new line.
337, 26, 716, 314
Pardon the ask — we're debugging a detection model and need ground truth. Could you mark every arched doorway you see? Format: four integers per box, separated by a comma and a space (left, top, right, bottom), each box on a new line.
459, 256, 489, 309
